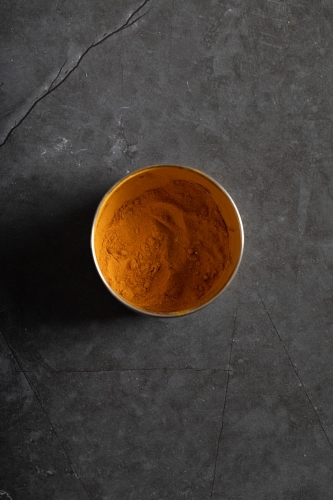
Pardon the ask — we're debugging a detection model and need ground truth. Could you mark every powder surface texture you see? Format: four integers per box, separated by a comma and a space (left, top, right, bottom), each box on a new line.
99, 180, 229, 313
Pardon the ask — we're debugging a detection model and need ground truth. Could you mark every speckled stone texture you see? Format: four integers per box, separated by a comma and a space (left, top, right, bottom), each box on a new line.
1, 0, 333, 499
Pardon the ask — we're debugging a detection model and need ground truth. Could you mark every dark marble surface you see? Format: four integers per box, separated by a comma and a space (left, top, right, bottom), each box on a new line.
1, 1, 333, 498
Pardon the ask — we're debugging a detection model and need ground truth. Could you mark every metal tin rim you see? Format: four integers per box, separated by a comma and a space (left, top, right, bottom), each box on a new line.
91, 164, 244, 317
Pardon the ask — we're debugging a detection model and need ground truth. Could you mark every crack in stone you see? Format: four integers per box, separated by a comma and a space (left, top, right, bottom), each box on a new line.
0, 0, 152, 147
256, 288, 333, 455
0, 331, 92, 500
210, 306, 238, 498
48, 58, 69, 94
19, 368, 229, 373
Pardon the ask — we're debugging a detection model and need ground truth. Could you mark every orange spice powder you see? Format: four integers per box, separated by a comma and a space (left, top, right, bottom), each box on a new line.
98, 179, 229, 313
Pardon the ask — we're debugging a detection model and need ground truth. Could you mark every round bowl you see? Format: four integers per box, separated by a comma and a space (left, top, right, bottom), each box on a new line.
91, 164, 244, 317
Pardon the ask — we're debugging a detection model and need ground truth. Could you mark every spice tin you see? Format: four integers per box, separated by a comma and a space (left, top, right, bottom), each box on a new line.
91, 164, 244, 317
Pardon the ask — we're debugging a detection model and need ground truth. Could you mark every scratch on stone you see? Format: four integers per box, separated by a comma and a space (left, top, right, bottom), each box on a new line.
256, 288, 333, 454
259, 30, 280, 39
72, 148, 87, 155
210, 307, 238, 498
0, 332, 92, 500
259, 40, 282, 50
0, 0, 152, 147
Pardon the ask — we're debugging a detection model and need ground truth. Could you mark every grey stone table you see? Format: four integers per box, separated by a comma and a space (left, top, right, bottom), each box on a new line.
1, 1, 333, 498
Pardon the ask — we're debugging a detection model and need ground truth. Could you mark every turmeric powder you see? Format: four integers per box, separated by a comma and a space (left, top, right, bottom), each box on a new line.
98, 179, 229, 313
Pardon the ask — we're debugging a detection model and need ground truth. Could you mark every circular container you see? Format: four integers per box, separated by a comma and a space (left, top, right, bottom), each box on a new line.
91, 164, 244, 317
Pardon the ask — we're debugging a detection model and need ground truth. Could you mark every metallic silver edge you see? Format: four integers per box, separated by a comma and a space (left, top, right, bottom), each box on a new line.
91, 164, 244, 317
